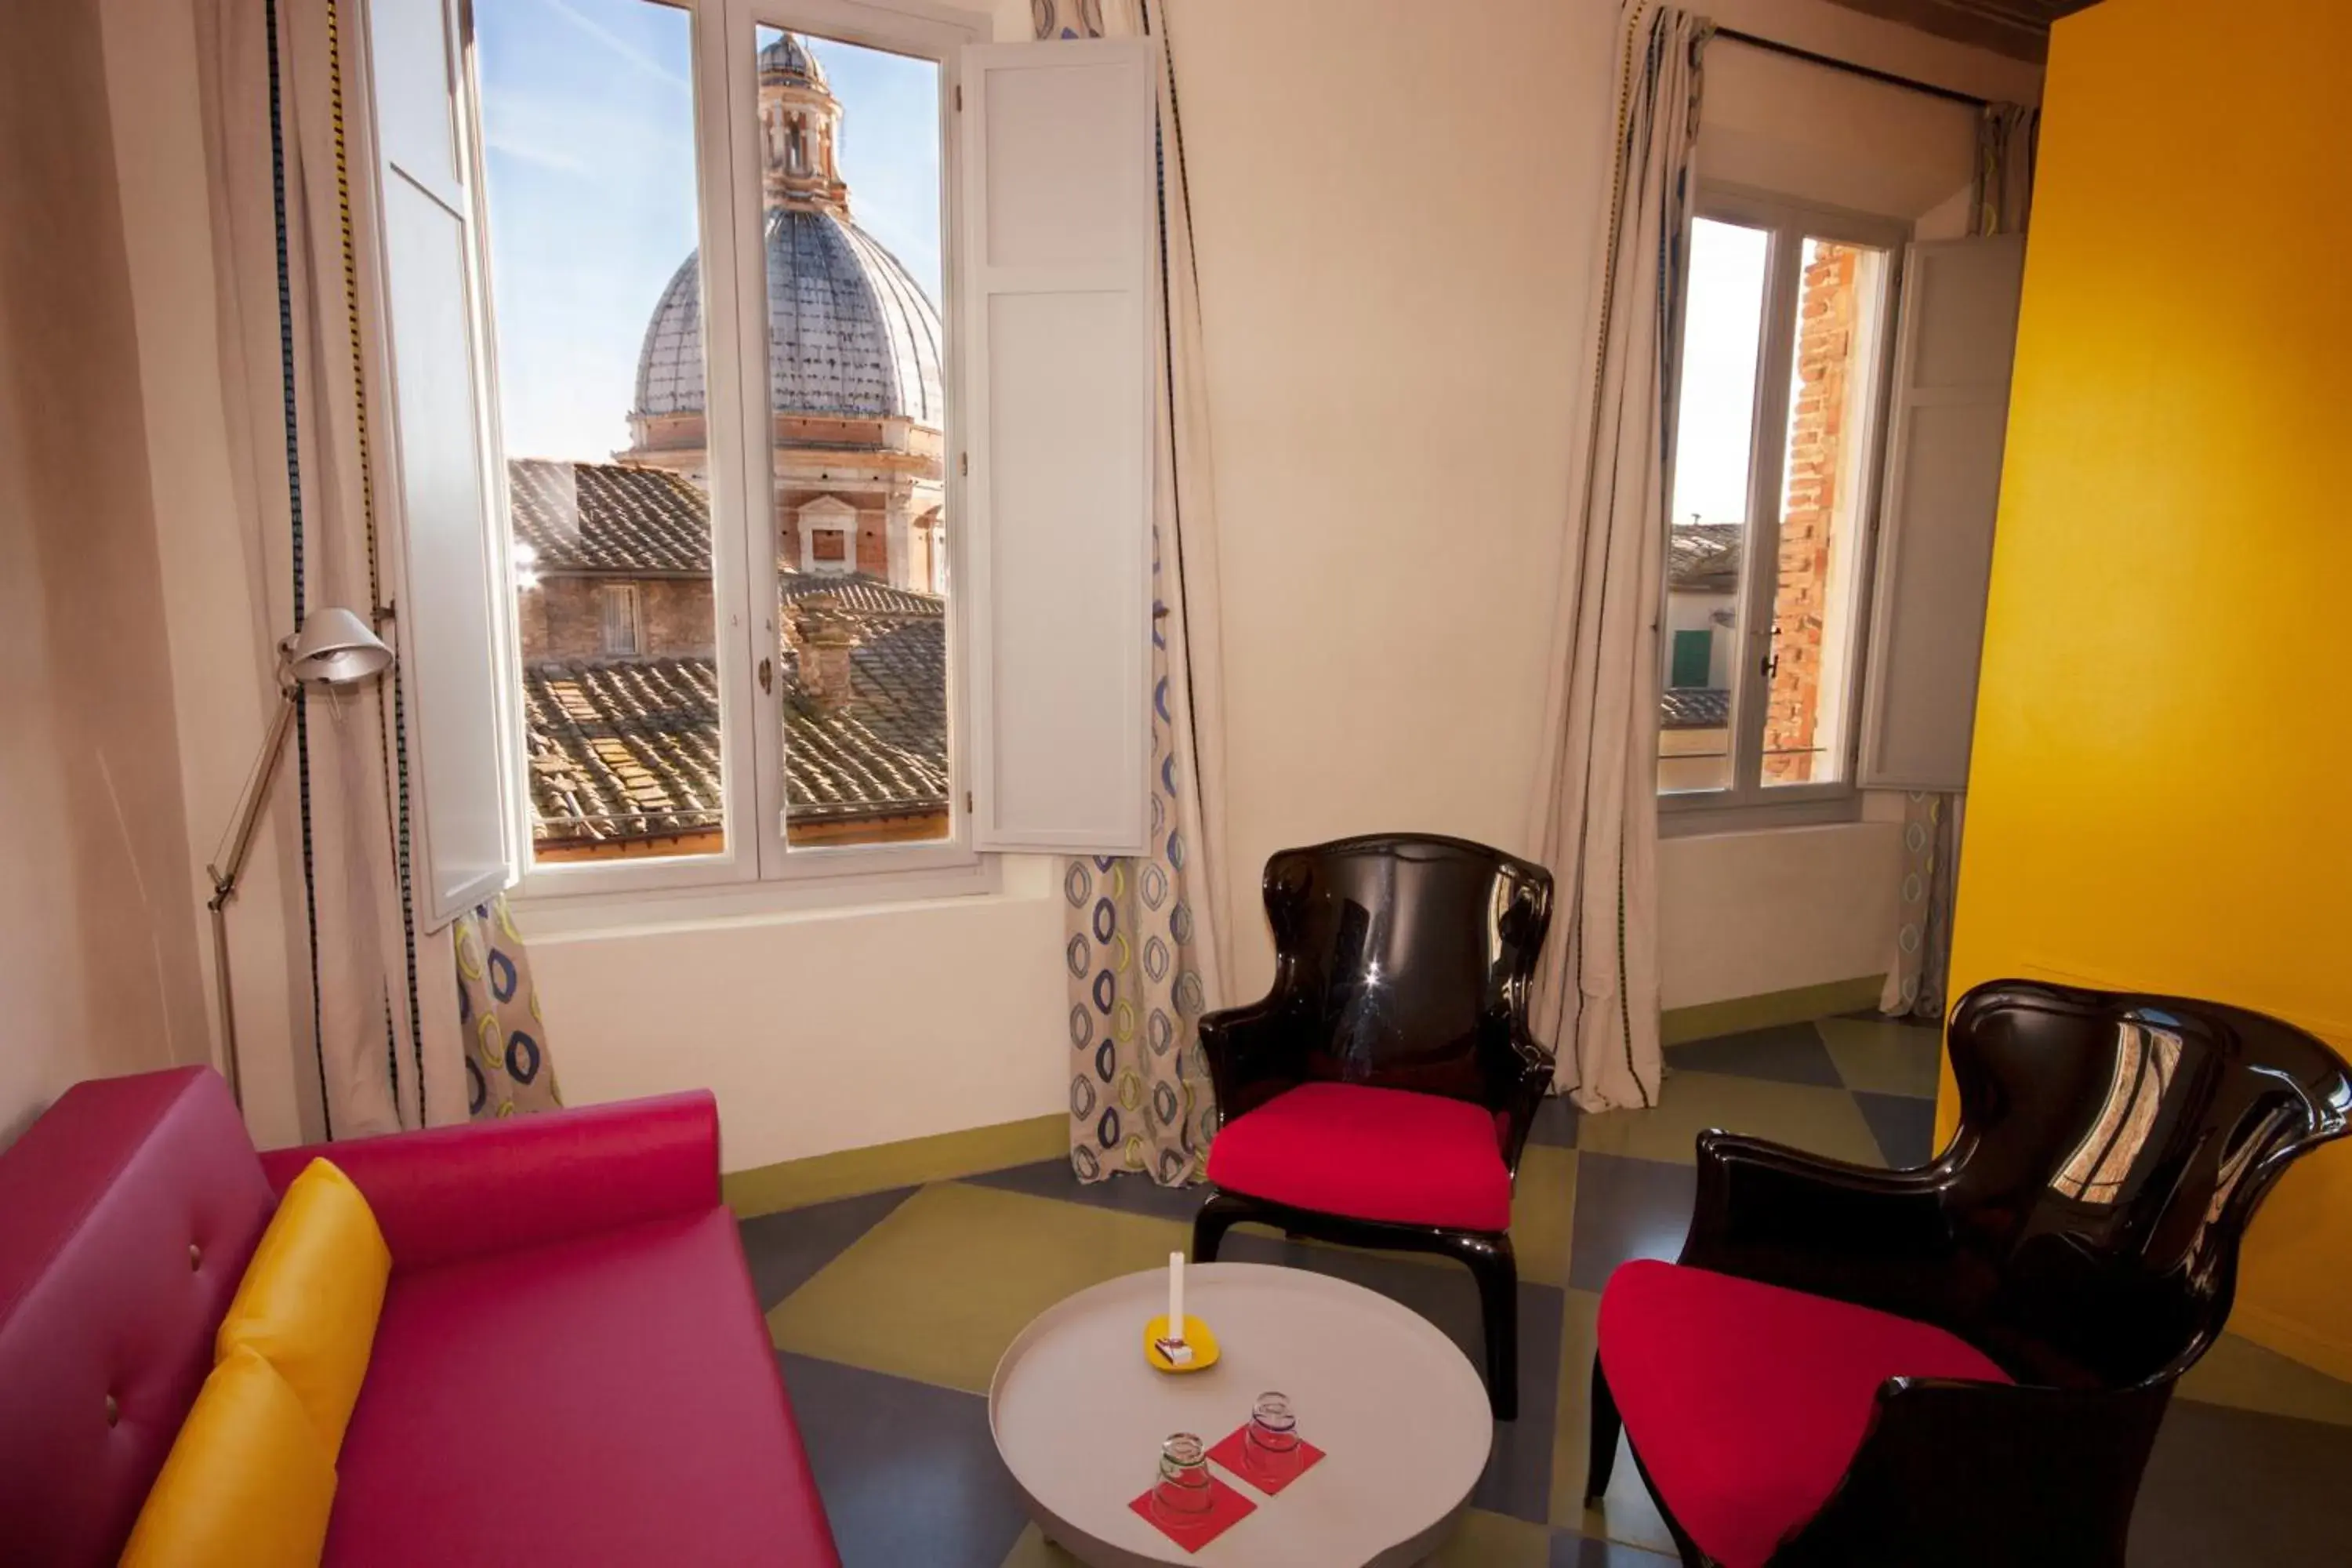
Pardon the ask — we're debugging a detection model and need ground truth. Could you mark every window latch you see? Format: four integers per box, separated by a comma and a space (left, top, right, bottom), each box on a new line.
758, 657, 773, 695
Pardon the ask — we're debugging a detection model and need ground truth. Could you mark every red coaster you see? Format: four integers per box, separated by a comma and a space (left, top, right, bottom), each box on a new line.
1127, 1471, 1256, 1553
1207, 1425, 1327, 1496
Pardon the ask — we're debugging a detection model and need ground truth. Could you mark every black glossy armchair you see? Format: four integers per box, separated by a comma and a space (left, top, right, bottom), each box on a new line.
1585, 979, 2352, 1568
1189, 833, 1555, 1418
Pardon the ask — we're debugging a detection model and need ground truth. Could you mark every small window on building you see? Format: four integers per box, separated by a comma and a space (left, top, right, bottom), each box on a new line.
1669, 629, 1712, 689
601, 583, 641, 655
811, 528, 847, 563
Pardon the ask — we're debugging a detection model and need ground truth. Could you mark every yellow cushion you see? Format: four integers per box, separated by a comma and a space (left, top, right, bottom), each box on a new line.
215, 1157, 390, 1455
119, 1345, 336, 1568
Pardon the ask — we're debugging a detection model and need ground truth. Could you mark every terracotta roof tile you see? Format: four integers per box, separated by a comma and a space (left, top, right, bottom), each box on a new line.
508, 459, 712, 575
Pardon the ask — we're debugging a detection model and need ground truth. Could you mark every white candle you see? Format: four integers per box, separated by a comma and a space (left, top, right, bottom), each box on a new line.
1167, 1250, 1185, 1341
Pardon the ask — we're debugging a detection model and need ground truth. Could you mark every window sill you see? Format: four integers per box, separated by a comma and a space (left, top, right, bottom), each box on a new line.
1657, 793, 1864, 838
510, 854, 1021, 940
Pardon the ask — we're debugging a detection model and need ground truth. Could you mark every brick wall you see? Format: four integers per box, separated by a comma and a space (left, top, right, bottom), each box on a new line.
521, 576, 716, 662
1763, 242, 1860, 783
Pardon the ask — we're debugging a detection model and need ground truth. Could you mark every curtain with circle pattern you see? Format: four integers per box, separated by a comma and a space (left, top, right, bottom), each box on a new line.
453, 894, 563, 1119
1050, 0, 1232, 1185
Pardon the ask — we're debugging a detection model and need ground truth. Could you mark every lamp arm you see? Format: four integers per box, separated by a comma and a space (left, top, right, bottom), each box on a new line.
205, 684, 297, 1112
207, 685, 299, 906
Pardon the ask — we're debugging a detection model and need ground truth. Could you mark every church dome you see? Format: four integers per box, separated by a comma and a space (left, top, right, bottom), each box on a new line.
632, 206, 945, 426
758, 31, 829, 91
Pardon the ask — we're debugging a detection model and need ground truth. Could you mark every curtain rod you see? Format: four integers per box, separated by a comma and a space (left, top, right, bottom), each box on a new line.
1714, 27, 1995, 111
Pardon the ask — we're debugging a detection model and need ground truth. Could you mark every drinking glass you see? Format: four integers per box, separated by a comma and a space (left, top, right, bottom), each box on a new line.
1151, 1432, 1214, 1523
1242, 1391, 1301, 1477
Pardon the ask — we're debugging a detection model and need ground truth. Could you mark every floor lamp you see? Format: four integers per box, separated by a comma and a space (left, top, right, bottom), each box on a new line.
205, 606, 394, 1109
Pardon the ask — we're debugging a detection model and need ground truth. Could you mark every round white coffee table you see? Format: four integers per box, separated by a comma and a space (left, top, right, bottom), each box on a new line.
989, 1262, 1492, 1566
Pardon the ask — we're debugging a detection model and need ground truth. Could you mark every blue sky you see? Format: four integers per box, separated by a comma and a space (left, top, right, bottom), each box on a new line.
475, 0, 942, 461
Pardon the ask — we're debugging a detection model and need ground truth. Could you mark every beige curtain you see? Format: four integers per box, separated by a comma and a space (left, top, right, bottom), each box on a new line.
193, 0, 426, 1136
1883, 102, 2036, 1022
1052, 0, 1234, 1185
1528, 2, 1711, 1112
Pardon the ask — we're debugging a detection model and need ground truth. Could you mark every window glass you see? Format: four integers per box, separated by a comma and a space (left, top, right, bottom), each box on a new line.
476, 0, 724, 863
1763, 239, 1890, 787
1661, 217, 1769, 795
751, 27, 953, 850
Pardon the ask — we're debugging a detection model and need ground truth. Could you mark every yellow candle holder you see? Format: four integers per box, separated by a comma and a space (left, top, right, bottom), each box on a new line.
1144, 1314, 1221, 1374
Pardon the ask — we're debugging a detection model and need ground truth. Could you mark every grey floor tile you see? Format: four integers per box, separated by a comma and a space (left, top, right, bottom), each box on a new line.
780, 1352, 1033, 1568
964, 1159, 1209, 1225
2130, 1398, 2352, 1566
1221, 1232, 1566, 1526
1852, 1090, 1940, 1169
1664, 1022, 1843, 1087
1529, 1094, 1581, 1149
1566, 1154, 1694, 1294
1553, 1532, 1681, 1566
738, 1186, 915, 1310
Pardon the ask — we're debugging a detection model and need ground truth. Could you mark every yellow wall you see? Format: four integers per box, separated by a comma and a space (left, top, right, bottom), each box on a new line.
1946, 0, 2352, 1376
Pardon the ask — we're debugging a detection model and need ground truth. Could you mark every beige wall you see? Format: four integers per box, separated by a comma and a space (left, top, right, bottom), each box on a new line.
1177, 0, 2030, 1009
0, 0, 210, 1145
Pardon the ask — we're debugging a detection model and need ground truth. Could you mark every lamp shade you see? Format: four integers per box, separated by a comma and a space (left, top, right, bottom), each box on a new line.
283, 607, 393, 687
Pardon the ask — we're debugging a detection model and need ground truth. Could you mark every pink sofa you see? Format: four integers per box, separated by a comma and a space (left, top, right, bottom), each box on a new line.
0, 1067, 840, 1566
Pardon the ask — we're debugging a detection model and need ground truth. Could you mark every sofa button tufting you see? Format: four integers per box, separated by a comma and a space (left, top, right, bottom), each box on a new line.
105, 1394, 120, 1428
189, 1241, 203, 1271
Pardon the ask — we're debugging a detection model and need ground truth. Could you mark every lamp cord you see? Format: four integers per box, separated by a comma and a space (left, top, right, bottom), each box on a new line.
266, 0, 332, 1141
322, 0, 427, 1129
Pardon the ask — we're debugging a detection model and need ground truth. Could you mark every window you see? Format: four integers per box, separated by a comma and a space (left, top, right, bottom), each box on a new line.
1658, 194, 1901, 808
600, 584, 642, 655
369, 0, 1156, 911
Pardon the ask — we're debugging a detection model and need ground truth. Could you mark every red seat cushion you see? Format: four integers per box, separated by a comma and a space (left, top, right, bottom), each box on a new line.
326, 1207, 837, 1566
1598, 1260, 2012, 1568
1206, 1081, 1512, 1231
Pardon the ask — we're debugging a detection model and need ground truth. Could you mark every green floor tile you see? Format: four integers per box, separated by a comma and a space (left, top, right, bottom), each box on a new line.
1551, 1287, 1676, 1555
1512, 1144, 1578, 1288
999, 1524, 1080, 1567
1816, 1017, 1944, 1099
1571, 1070, 1884, 1168
2177, 1330, 2352, 1428
768, 1181, 1190, 1395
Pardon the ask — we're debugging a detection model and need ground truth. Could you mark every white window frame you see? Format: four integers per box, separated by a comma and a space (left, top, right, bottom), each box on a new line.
456, 0, 991, 907
1659, 185, 1907, 829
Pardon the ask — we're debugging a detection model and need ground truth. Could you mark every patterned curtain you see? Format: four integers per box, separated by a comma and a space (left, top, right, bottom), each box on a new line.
1051, 0, 1232, 1186
1882, 103, 2036, 1022
1527, 2, 1711, 1112
453, 895, 562, 1119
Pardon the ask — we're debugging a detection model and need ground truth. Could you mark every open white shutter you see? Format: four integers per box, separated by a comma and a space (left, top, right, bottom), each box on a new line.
1857, 234, 2028, 792
366, 0, 515, 922
959, 39, 1156, 855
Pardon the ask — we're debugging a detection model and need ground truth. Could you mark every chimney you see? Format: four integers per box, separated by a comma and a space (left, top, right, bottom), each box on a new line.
793, 596, 855, 713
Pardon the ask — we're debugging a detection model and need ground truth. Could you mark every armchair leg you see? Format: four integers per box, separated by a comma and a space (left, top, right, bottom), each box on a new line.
1446, 1232, 1519, 1421
1584, 1355, 1621, 1502
1191, 1189, 1250, 1264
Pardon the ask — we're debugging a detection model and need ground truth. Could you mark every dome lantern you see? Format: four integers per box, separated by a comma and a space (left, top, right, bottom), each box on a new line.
759, 33, 848, 216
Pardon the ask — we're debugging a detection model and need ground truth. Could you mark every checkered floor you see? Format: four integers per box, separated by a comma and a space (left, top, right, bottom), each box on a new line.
740, 1013, 2352, 1566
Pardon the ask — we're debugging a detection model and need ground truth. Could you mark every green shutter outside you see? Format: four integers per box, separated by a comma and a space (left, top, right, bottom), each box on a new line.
1671, 629, 1711, 688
